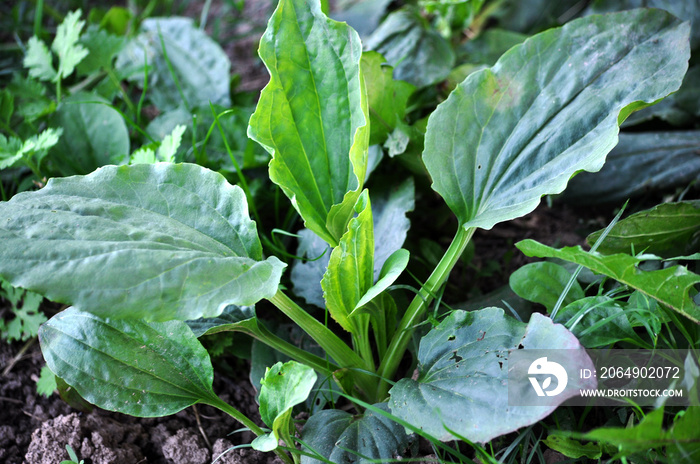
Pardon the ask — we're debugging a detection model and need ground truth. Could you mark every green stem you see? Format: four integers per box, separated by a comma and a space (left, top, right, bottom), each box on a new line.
267, 290, 377, 398
376, 226, 475, 399
204, 396, 294, 464
251, 322, 341, 378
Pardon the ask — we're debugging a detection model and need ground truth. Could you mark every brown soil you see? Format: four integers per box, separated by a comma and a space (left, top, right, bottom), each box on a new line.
0, 341, 282, 464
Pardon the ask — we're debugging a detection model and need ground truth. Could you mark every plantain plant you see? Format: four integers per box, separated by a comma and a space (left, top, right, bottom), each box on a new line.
0, 1, 694, 462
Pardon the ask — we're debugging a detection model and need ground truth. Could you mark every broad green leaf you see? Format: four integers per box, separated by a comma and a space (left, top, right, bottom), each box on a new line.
544, 435, 602, 460
423, 9, 690, 231
77, 25, 125, 75
555, 296, 638, 348
52, 10, 89, 80
49, 92, 129, 175
564, 132, 700, 205
587, 201, 700, 258
248, 0, 369, 246
509, 262, 584, 313
389, 307, 595, 443
23, 37, 57, 82
115, 17, 231, 110
0, 163, 285, 321
354, 248, 409, 312
365, 7, 455, 88
39, 307, 220, 417
516, 239, 700, 323
301, 403, 414, 464
361, 51, 415, 145
322, 190, 374, 333
254, 361, 317, 451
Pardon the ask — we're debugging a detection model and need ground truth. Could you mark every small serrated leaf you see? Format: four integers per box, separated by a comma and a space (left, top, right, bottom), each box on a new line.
24, 37, 57, 82
52, 10, 89, 80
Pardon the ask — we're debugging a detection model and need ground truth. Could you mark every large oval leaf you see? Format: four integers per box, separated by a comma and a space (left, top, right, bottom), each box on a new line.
423, 9, 690, 231
388, 308, 595, 443
248, 0, 369, 246
39, 307, 219, 417
301, 403, 414, 464
49, 91, 129, 176
0, 163, 285, 321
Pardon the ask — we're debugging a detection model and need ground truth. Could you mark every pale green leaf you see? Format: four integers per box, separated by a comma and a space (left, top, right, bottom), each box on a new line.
248, 0, 369, 246
389, 308, 595, 443
129, 147, 156, 165
0, 163, 285, 321
322, 190, 374, 333
258, 361, 317, 449
39, 307, 220, 417
423, 9, 690, 231
52, 10, 89, 79
516, 239, 700, 323
354, 248, 409, 312
36, 365, 57, 398
587, 200, 700, 258
157, 124, 186, 162
23, 37, 57, 82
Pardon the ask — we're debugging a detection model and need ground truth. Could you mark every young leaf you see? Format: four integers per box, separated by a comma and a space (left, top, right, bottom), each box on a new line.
423, 9, 690, 231
52, 10, 89, 80
587, 200, 700, 258
253, 361, 317, 452
39, 307, 220, 417
353, 248, 409, 312
388, 307, 595, 443
322, 190, 374, 333
156, 124, 186, 162
361, 51, 415, 145
301, 403, 414, 464
23, 37, 57, 82
248, 0, 369, 246
516, 239, 700, 323
0, 163, 285, 321
36, 365, 57, 398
